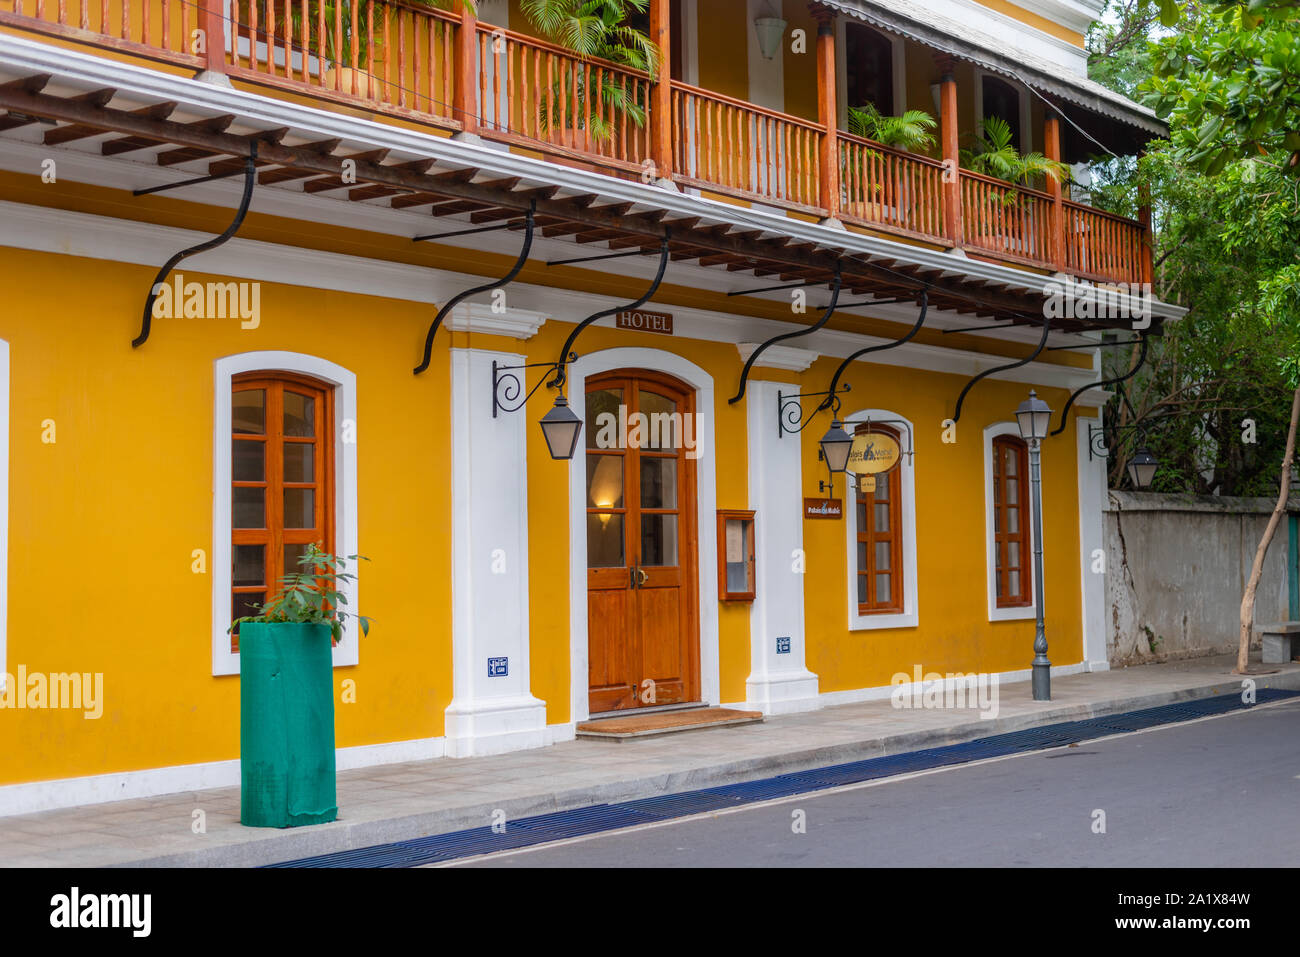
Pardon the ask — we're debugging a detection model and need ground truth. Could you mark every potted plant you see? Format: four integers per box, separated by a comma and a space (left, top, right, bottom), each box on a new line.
231, 544, 370, 828
843, 103, 938, 220
959, 115, 1070, 254
521, 0, 661, 148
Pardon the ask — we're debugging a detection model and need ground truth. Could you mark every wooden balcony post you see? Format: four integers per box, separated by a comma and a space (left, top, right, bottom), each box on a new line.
200, 0, 226, 74
1137, 151, 1154, 286
1044, 108, 1066, 272
454, 0, 479, 134
649, 0, 673, 183
811, 4, 839, 221
935, 56, 961, 246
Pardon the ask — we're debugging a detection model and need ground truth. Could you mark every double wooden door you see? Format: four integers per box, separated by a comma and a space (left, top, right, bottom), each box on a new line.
585, 371, 699, 714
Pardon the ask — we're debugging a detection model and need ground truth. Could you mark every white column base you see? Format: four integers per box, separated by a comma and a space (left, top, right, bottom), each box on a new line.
746, 670, 822, 715
444, 694, 549, 758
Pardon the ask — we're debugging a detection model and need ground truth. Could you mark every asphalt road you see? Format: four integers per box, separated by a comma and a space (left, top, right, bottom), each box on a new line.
448, 698, 1300, 867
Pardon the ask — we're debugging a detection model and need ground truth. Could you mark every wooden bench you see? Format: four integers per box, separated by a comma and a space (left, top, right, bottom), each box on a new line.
1255, 622, 1300, 664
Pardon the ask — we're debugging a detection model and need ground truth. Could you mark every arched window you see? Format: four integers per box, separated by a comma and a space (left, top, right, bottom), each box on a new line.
991, 434, 1031, 608
854, 423, 904, 614
981, 74, 1023, 149
230, 372, 335, 651
845, 23, 894, 115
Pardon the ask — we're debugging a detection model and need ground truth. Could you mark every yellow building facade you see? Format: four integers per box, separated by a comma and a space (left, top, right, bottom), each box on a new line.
0, 0, 1181, 812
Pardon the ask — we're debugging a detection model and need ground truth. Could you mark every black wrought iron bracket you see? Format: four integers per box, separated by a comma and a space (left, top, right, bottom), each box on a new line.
1087, 423, 1108, 460
950, 315, 1052, 424
1049, 331, 1150, 437
413, 201, 536, 375
546, 235, 672, 394
493, 354, 579, 417
730, 268, 843, 406
133, 141, 258, 348
778, 384, 852, 438
821, 293, 929, 413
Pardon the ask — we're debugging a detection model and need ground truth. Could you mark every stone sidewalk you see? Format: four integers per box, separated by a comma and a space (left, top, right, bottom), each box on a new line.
3, 655, 1297, 867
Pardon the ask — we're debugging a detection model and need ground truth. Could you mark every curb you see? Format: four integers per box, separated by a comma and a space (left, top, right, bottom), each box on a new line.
127, 669, 1300, 867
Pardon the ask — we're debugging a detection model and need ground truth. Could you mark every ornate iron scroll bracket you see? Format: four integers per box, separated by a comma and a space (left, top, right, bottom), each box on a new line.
778, 384, 852, 438
546, 235, 672, 394
134, 141, 258, 349
1049, 332, 1150, 437
729, 268, 843, 405
950, 315, 1053, 424
1087, 423, 1108, 459
821, 292, 929, 411
413, 201, 537, 375
493, 354, 579, 417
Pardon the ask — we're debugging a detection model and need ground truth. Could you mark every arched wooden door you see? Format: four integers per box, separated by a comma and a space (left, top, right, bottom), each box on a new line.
585, 370, 700, 714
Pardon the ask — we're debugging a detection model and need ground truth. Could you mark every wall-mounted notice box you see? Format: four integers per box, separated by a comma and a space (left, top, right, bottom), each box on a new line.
717, 510, 756, 601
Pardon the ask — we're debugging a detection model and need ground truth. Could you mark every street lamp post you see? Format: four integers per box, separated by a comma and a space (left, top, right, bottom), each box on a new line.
1016, 391, 1053, 701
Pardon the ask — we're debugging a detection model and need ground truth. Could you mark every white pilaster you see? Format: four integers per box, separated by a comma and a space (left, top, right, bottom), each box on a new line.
1076, 413, 1110, 670
745, 379, 821, 713
445, 347, 548, 756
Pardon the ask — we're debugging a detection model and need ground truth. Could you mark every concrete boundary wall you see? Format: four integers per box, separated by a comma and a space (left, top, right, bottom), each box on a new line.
1105, 491, 1291, 666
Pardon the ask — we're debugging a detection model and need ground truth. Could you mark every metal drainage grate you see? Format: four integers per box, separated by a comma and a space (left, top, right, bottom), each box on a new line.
271, 688, 1297, 868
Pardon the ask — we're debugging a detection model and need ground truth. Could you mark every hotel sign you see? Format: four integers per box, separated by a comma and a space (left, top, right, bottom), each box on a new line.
847, 433, 901, 476
804, 498, 843, 520
616, 309, 674, 336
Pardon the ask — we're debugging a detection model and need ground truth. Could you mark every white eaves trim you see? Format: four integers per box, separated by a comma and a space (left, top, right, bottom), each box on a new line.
0, 198, 1113, 402
736, 343, 819, 372
0, 33, 1186, 325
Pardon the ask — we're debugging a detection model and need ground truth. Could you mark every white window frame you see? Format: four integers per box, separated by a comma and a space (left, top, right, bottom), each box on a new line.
973, 68, 1034, 153
984, 421, 1040, 622
213, 351, 359, 676
0, 339, 8, 691
844, 408, 918, 631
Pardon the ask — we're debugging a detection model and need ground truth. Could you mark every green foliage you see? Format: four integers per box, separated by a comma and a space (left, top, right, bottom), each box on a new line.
845, 103, 937, 152
959, 116, 1070, 186
520, 0, 661, 139
230, 544, 372, 645
1144, 0, 1300, 176
1082, 1, 1300, 493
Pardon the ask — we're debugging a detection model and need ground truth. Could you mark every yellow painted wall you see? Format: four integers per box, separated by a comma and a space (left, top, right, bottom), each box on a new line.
781, 0, 819, 123
798, 355, 1083, 690
970, 0, 1086, 47
0, 249, 454, 786
696, 0, 749, 101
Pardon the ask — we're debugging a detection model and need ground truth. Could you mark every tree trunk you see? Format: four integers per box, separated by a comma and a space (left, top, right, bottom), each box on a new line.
1237, 384, 1300, 673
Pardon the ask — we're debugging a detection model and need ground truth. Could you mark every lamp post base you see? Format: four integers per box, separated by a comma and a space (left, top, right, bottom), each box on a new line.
1032, 661, 1051, 701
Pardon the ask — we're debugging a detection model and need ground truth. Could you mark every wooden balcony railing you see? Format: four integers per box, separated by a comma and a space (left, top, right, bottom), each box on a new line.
1063, 200, 1146, 285
959, 170, 1055, 267
0, 0, 1152, 286
222, 0, 459, 122
671, 81, 823, 211
0, 0, 204, 69
839, 132, 945, 240
474, 24, 651, 173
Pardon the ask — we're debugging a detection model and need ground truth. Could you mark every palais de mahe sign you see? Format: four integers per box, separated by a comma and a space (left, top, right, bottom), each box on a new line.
847, 432, 901, 475
804, 498, 843, 520
616, 309, 674, 335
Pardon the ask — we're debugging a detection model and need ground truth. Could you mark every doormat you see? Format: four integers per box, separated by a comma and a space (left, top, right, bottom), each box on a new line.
576, 707, 763, 740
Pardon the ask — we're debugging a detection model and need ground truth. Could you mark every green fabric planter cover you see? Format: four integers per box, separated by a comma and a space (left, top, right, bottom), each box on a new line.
240, 622, 338, 828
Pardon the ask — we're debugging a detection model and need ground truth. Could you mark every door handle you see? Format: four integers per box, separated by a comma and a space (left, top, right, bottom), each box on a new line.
637, 567, 649, 587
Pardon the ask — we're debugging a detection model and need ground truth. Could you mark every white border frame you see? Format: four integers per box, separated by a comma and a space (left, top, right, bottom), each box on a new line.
212, 351, 359, 676
843, 408, 919, 631
835, 19, 906, 126
0, 340, 8, 691
566, 348, 720, 722
983, 421, 1040, 622
973, 67, 1035, 152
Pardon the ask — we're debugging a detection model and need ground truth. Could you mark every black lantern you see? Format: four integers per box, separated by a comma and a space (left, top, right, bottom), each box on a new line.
1015, 389, 1053, 442
819, 419, 853, 473
539, 395, 583, 460
1127, 447, 1159, 489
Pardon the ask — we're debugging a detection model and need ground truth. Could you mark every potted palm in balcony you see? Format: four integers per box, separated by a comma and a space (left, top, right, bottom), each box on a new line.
843, 103, 938, 222
521, 0, 661, 148
960, 115, 1070, 256
231, 544, 370, 828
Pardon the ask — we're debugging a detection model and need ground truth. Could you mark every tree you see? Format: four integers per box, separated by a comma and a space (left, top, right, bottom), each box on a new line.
1139, 0, 1300, 672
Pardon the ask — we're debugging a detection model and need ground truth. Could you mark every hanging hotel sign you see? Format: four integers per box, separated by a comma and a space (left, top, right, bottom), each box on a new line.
616, 309, 674, 335
804, 498, 843, 520
847, 432, 902, 476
